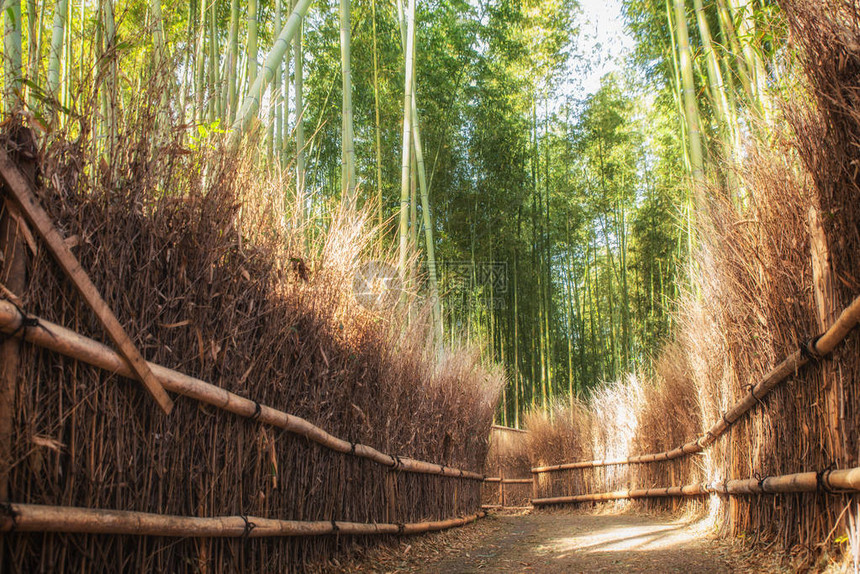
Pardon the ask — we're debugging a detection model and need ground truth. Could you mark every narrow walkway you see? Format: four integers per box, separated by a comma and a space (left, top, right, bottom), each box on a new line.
348, 511, 749, 573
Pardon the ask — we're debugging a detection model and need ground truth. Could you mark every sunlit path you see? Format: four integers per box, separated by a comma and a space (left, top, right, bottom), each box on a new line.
382, 512, 735, 573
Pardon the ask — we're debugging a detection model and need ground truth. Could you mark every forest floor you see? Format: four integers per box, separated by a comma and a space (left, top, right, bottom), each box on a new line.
328, 508, 793, 573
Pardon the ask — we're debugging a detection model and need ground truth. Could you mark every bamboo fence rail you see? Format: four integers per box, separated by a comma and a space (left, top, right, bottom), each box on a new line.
532, 293, 860, 474
483, 478, 533, 484
491, 424, 527, 434
0, 503, 484, 537
531, 467, 860, 506
0, 299, 484, 481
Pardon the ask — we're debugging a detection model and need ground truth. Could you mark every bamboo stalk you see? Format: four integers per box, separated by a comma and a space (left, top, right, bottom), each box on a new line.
532, 293, 860, 474
4, 0, 22, 112
0, 503, 484, 537
231, 0, 313, 138
0, 300, 485, 481
674, 0, 704, 193
46, 0, 68, 99
371, 0, 383, 231
397, 0, 416, 283
339, 0, 356, 205
294, 10, 305, 233
531, 467, 860, 506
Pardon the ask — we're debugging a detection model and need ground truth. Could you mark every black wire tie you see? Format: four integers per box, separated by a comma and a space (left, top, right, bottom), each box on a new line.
816, 462, 837, 494
250, 401, 262, 421
7, 303, 42, 340
754, 471, 768, 492
800, 334, 826, 362
746, 384, 765, 408
397, 522, 405, 534
330, 519, 340, 534
239, 515, 256, 538
388, 454, 402, 471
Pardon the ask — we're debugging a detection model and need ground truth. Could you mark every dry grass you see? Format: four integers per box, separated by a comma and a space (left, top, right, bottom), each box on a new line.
0, 81, 502, 572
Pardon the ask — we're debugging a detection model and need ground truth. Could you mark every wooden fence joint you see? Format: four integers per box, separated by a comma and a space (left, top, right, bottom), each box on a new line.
801, 334, 826, 361
0, 146, 174, 414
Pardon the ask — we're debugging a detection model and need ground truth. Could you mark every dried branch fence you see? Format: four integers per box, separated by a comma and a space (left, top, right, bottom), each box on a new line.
0, 138, 486, 560
0, 295, 486, 537
0, 300, 484, 481
482, 425, 533, 508
532, 293, 860, 505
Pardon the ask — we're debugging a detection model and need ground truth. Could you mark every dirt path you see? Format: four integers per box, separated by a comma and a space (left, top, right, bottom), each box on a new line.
406, 512, 731, 573
333, 509, 773, 573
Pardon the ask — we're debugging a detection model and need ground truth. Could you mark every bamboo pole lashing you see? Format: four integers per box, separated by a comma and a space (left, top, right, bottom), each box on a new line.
0, 503, 485, 537
0, 299, 484, 481
531, 293, 860, 474
530, 467, 860, 506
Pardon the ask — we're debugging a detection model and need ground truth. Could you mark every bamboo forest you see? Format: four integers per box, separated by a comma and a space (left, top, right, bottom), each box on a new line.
3, 0, 860, 571
6, 0, 747, 422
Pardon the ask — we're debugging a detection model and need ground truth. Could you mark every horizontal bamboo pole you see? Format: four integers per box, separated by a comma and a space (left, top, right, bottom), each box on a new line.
483, 477, 533, 484
532, 294, 860, 474
0, 503, 484, 537
0, 300, 484, 481
531, 466, 860, 506
491, 424, 527, 434
481, 505, 533, 510
532, 484, 708, 506
710, 467, 860, 495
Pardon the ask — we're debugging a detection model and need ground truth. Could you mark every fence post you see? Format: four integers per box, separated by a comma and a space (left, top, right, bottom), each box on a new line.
0, 123, 34, 503
385, 472, 397, 524
808, 206, 843, 463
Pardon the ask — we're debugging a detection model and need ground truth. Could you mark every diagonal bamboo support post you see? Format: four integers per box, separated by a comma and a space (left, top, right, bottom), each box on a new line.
0, 147, 173, 414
